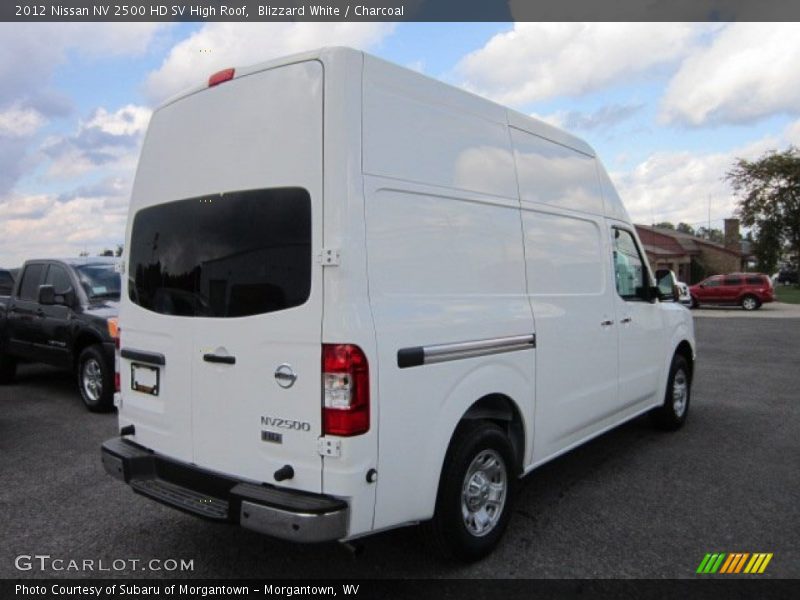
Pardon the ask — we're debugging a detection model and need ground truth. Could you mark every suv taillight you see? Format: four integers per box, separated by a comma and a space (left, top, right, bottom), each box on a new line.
322, 344, 369, 436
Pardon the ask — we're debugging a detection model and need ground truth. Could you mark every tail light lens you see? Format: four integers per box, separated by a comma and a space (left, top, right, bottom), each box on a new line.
322, 344, 369, 436
108, 318, 120, 393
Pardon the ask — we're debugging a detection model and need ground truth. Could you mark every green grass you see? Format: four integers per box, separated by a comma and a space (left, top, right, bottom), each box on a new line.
775, 285, 800, 304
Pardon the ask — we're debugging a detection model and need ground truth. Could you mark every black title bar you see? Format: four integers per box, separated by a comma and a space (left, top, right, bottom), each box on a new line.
4, 0, 800, 22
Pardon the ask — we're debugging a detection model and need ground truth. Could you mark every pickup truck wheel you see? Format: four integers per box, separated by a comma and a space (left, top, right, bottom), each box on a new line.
650, 354, 691, 431
77, 345, 113, 412
0, 354, 16, 384
425, 420, 516, 562
741, 295, 760, 311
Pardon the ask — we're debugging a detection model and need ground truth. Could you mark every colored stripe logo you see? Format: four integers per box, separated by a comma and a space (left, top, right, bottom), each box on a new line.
696, 552, 773, 574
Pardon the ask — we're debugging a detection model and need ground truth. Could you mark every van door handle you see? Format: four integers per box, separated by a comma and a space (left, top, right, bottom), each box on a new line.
600, 319, 614, 327
203, 353, 236, 365
620, 317, 632, 324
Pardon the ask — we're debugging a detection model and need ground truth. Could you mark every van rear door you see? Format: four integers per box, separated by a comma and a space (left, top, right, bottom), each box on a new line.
123, 61, 324, 492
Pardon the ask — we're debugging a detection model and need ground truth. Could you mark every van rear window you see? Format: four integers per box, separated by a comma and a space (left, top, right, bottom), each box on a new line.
128, 188, 311, 318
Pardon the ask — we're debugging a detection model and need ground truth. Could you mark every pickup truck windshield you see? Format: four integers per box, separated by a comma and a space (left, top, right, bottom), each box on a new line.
75, 264, 121, 300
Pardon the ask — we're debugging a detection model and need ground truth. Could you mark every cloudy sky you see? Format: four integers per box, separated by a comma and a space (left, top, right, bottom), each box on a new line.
1, 21, 799, 265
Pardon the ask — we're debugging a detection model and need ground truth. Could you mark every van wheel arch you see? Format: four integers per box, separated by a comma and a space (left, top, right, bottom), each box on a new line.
455, 394, 525, 476
674, 341, 694, 383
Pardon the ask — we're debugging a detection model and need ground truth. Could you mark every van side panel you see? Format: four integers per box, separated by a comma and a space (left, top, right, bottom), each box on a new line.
362, 56, 534, 528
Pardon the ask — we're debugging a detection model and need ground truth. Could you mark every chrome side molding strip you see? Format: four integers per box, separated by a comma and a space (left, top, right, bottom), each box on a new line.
397, 334, 535, 369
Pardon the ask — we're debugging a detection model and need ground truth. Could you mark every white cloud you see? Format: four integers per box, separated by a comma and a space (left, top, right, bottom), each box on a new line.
0, 104, 46, 138
457, 23, 703, 107
612, 124, 798, 228
146, 22, 394, 103
661, 23, 800, 126
84, 105, 151, 137
40, 104, 151, 180
0, 180, 131, 265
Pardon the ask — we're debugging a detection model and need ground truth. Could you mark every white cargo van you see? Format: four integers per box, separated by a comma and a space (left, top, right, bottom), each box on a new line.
102, 47, 695, 561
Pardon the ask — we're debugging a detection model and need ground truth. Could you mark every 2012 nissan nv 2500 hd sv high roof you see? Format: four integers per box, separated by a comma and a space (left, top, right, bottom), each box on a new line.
102, 47, 696, 561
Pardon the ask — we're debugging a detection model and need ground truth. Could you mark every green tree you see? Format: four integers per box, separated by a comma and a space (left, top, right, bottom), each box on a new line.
654, 221, 675, 230
726, 147, 800, 274
676, 222, 695, 235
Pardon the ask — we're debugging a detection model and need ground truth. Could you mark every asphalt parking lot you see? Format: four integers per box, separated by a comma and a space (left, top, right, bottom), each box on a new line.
1, 315, 798, 580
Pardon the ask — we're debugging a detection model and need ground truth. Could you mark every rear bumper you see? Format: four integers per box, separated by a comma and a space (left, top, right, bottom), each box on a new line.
101, 437, 348, 543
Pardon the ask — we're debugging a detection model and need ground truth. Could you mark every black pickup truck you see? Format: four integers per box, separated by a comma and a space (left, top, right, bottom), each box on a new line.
0, 257, 120, 412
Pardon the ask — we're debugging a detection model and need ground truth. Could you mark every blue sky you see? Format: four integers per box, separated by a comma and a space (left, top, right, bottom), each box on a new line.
2, 22, 800, 265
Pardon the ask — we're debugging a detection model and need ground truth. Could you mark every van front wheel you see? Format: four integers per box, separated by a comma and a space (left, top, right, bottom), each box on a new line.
650, 354, 691, 431
426, 421, 516, 562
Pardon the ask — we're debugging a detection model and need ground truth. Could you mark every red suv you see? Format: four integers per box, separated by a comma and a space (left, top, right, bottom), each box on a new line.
689, 273, 774, 311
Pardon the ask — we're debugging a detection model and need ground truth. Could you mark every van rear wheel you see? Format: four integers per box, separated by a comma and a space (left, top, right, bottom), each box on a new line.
77, 345, 114, 412
650, 354, 691, 431
425, 420, 516, 562
0, 353, 16, 384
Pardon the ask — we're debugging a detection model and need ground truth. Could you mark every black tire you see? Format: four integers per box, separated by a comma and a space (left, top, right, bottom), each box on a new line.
76, 344, 114, 412
690, 296, 699, 309
650, 354, 691, 431
741, 294, 760, 311
425, 420, 517, 562
0, 353, 16, 384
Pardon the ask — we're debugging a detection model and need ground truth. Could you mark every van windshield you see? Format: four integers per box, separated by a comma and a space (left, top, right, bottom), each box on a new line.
128, 187, 311, 318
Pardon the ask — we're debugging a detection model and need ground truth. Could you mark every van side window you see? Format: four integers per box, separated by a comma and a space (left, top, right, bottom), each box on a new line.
18, 264, 45, 301
724, 277, 742, 286
128, 187, 311, 318
612, 229, 647, 300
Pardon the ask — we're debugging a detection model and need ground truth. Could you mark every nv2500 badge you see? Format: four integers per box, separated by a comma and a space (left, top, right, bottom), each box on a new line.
260, 416, 312, 432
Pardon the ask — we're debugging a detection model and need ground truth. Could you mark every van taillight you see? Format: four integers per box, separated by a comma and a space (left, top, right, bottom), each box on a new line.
208, 68, 235, 87
108, 318, 120, 393
322, 344, 369, 436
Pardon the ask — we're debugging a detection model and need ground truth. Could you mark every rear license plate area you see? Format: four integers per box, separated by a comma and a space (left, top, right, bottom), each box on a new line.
131, 363, 160, 396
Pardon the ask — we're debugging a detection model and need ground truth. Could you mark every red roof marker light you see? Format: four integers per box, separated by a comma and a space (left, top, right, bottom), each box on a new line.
208, 68, 235, 87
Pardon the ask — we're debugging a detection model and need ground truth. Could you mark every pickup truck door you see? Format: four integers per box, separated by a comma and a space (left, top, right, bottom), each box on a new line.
37, 264, 74, 368
6, 263, 47, 359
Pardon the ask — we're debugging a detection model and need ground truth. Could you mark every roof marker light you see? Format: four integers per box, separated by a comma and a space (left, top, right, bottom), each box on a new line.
208, 68, 235, 87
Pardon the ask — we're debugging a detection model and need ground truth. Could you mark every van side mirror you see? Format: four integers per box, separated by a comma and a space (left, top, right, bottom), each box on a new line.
38, 284, 56, 305
654, 269, 677, 302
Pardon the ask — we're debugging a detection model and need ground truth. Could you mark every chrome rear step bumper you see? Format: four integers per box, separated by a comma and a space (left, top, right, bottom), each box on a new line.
101, 437, 348, 543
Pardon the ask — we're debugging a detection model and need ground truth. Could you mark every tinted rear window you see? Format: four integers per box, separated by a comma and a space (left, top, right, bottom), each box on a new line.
724, 277, 743, 286
745, 276, 764, 285
128, 188, 311, 318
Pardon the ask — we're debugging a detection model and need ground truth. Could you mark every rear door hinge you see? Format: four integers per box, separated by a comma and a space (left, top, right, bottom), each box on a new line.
317, 248, 340, 266
317, 437, 341, 458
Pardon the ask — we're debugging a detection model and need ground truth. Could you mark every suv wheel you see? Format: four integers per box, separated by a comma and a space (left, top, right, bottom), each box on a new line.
650, 354, 691, 431
741, 295, 760, 311
425, 420, 517, 562
0, 353, 16, 384
77, 345, 114, 412
690, 296, 699, 309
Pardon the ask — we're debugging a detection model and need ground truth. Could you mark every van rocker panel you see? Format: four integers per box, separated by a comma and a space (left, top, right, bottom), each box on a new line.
101, 437, 348, 543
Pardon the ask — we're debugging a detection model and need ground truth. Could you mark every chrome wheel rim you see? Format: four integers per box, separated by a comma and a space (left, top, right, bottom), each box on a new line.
672, 368, 688, 418
743, 297, 757, 310
461, 449, 507, 537
82, 358, 103, 403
